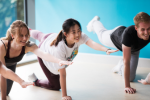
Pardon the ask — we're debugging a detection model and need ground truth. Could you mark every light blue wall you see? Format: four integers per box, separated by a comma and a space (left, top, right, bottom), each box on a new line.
35, 0, 150, 58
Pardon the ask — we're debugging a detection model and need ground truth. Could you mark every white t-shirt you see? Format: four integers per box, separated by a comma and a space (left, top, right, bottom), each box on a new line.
40, 33, 90, 75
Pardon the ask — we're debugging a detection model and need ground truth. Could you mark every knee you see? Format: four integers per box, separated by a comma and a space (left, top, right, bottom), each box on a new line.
130, 75, 135, 82
30, 30, 42, 39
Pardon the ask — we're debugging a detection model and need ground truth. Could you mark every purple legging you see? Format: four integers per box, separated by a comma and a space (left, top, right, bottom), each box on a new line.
30, 30, 60, 90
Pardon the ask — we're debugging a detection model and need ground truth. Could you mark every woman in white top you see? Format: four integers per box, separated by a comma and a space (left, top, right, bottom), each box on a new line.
28, 18, 119, 100
0, 20, 72, 100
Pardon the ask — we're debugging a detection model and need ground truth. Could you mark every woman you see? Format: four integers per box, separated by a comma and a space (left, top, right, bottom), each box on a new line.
0, 20, 72, 100
28, 18, 119, 100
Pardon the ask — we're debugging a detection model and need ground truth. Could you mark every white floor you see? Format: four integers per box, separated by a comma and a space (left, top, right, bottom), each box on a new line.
3, 54, 150, 100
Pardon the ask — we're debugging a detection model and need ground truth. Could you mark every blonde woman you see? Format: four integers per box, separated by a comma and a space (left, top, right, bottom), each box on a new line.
0, 20, 72, 100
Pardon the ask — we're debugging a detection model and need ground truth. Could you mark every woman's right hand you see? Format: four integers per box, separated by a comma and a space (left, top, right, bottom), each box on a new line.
59, 61, 73, 66
62, 96, 72, 100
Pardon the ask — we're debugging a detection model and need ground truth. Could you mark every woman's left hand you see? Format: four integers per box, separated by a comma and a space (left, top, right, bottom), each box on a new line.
59, 61, 73, 66
106, 49, 119, 55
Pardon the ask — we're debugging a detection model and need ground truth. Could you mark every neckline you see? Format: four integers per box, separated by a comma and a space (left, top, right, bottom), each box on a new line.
6, 41, 25, 58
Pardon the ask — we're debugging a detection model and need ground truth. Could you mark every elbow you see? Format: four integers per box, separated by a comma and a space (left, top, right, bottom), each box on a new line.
123, 59, 130, 67
0, 62, 9, 79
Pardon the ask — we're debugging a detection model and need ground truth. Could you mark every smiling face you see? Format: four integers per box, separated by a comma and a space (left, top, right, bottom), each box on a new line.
11, 27, 30, 46
65, 24, 81, 46
135, 21, 150, 40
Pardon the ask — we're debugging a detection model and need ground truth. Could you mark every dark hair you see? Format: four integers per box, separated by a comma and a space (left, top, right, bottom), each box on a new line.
50, 18, 82, 46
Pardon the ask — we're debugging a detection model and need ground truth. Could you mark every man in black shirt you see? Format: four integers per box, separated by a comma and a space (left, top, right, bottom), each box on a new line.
87, 12, 150, 94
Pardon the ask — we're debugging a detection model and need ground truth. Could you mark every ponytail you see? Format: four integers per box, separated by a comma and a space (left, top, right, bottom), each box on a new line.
50, 30, 65, 46
1, 28, 13, 41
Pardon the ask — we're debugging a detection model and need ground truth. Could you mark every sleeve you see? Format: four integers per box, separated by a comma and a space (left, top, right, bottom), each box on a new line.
79, 32, 90, 44
52, 42, 67, 70
122, 27, 133, 47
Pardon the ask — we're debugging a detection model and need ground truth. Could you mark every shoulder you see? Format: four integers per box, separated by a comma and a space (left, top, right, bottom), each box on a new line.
0, 40, 8, 56
125, 25, 136, 33
0, 40, 8, 50
26, 41, 36, 47
123, 25, 136, 36
78, 32, 90, 44
25, 41, 38, 53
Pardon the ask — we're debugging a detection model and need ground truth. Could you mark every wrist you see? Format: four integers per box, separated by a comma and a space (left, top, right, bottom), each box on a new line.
18, 79, 24, 85
106, 49, 111, 52
57, 59, 62, 64
62, 94, 67, 97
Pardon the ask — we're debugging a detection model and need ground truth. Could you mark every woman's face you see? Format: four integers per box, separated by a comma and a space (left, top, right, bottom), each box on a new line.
12, 27, 30, 46
65, 24, 81, 44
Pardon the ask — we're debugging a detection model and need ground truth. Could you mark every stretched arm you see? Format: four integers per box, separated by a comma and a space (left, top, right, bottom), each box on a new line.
85, 39, 119, 54
122, 44, 136, 94
27, 44, 72, 66
59, 68, 72, 100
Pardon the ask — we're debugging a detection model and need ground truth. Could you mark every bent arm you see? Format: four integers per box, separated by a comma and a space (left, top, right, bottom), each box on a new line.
122, 44, 131, 88
0, 43, 24, 85
0, 61, 24, 85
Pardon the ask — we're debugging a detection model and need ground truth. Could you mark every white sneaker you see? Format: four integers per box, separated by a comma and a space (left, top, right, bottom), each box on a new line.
28, 73, 38, 82
87, 16, 100, 32
112, 59, 123, 75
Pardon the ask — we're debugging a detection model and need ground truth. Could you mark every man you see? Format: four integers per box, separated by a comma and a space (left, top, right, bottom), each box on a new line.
87, 12, 150, 94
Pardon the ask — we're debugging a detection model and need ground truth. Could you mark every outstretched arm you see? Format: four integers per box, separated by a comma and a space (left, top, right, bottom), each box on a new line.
85, 39, 119, 54
27, 44, 73, 66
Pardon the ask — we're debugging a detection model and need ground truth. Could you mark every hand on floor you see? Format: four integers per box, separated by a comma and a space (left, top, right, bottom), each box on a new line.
20, 80, 34, 88
138, 79, 149, 85
124, 87, 136, 94
59, 61, 73, 66
62, 96, 72, 100
106, 49, 119, 55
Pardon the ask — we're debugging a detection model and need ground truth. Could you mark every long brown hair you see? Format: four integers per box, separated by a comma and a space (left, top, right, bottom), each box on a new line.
50, 18, 82, 46
1, 20, 30, 41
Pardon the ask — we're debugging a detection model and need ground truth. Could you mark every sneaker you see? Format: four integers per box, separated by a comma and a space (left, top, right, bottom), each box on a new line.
112, 59, 123, 75
87, 16, 100, 32
28, 73, 38, 82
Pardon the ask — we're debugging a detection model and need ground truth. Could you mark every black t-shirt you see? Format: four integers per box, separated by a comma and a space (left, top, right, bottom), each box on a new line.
110, 25, 150, 52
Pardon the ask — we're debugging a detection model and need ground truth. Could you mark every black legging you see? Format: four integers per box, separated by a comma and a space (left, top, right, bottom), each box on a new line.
6, 64, 16, 95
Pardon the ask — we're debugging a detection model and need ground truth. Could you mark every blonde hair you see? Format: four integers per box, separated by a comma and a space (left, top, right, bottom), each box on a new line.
1, 20, 30, 41
134, 12, 150, 27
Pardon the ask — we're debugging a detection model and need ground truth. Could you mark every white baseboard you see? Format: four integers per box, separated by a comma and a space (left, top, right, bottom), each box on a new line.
73, 53, 150, 68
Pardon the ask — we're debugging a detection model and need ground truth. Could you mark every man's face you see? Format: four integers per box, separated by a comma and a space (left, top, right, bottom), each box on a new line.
135, 21, 150, 40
